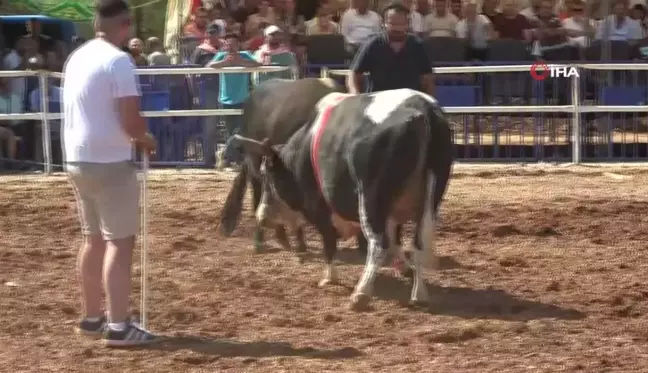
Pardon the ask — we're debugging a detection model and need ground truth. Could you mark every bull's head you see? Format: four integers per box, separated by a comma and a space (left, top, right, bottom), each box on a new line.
233, 135, 307, 230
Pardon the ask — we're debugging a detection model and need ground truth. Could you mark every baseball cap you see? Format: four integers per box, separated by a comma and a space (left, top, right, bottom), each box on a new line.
264, 25, 282, 36
206, 21, 221, 35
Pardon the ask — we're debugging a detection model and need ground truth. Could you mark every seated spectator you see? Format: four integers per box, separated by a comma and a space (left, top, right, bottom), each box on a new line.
275, 0, 302, 33
254, 25, 295, 62
401, 0, 425, 34
146, 37, 172, 65
245, 0, 277, 38
456, 1, 495, 60
631, 3, 648, 36
424, 0, 459, 37
183, 7, 210, 39
416, 0, 431, 17
244, 21, 269, 51
595, 0, 643, 42
306, 1, 340, 35
128, 38, 148, 66
1, 35, 25, 114
450, 0, 464, 18
0, 77, 23, 127
209, 3, 228, 36
482, 0, 501, 21
529, 0, 570, 55
520, 0, 540, 20
340, 0, 382, 53
562, 0, 595, 47
207, 33, 261, 169
491, 0, 533, 40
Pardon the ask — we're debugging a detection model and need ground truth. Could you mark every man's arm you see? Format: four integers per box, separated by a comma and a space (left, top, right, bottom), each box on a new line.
238, 51, 263, 67
414, 38, 435, 96
110, 54, 148, 141
346, 38, 374, 94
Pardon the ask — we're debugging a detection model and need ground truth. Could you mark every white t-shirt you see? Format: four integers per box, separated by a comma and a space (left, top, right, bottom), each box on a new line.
562, 17, 596, 47
340, 9, 382, 45
409, 11, 424, 33
455, 15, 492, 49
62, 38, 140, 163
424, 12, 459, 37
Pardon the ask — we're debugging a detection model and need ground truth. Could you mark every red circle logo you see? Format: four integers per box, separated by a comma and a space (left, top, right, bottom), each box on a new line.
530, 61, 550, 81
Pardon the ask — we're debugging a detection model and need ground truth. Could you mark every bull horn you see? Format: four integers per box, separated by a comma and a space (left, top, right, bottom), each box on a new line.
232, 135, 266, 155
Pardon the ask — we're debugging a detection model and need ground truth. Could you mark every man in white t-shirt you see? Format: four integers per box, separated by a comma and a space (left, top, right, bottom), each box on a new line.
424, 0, 459, 37
340, 0, 382, 53
62, 0, 157, 348
403, 0, 425, 34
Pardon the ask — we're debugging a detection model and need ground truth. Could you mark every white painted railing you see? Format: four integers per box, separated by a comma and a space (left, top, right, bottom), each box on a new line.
0, 63, 647, 173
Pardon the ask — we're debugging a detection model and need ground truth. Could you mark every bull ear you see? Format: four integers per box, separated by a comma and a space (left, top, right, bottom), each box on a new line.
260, 138, 274, 157
271, 144, 285, 153
233, 135, 265, 155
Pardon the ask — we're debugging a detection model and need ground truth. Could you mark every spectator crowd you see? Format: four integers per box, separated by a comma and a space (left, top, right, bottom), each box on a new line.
1, 0, 648, 170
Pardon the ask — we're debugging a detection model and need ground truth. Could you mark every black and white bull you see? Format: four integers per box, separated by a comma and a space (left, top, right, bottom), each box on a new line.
218, 77, 369, 256
235, 88, 454, 310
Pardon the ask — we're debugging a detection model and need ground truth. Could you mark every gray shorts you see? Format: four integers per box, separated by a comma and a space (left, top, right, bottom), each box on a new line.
67, 161, 140, 240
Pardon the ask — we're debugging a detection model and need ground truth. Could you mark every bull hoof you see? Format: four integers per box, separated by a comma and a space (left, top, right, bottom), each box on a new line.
253, 231, 264, 253
349, 293, 372, 311
409, 298, 430, 308
318, 278, 338, 287
296, 243, 308, 253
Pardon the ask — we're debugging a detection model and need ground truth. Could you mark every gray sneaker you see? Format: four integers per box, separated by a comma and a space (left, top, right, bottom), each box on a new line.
103, 321, 159, 348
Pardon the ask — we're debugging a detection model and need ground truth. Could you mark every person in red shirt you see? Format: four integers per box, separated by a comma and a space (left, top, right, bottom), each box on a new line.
183, 7, 210, 39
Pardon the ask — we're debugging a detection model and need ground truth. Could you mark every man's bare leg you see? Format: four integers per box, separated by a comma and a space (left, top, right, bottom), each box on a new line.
103, 236, 135, 325
77, 234, 107, 318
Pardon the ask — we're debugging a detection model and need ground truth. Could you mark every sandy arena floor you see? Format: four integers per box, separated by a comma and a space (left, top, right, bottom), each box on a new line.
3, 164, 648, 373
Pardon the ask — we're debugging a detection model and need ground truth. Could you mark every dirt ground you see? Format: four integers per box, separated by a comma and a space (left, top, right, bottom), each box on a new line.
4, 164, 648, 373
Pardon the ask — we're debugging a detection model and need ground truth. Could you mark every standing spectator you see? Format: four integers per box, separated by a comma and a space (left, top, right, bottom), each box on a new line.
595, 0, 643, 41
183, 7, 210, 39
340, 0, 382, 54
562, 0, 596, 47
491, 0, 533, 40
482, 0, 501, 21
631, 4, 648, 36
276, 0, 301, 33
306, 2, 341, 35
456, 1, 496, 60
62, 0, 157, 347
192, 21, 224, 165
347, 3, 435, 95
424, 0, 459, 37
245, 0, 277, 38
25, 18, 53, 54
146, 37, 172, 65
71, 36, 87, 51
128, 38, 148, 66
0, 75, 23, 126
403, 0, 425, 34
207, 33, 261, 169
209, 3, 229, 35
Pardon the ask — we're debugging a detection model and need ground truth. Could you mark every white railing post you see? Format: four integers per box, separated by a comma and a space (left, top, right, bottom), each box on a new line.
320, 67, 329, 79
38, 70, 53, 174
571, 69, 582, 164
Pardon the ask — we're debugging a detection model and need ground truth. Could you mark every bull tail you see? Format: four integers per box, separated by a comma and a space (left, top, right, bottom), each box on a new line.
219, 161, 249, 236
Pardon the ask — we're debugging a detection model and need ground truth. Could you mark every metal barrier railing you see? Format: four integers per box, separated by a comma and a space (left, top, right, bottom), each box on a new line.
2, 63, 648, 174
0, 66, 294, 174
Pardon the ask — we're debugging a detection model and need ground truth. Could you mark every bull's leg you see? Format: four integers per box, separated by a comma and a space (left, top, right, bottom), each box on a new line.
356, 233, 367, 257
350, 191, 388, 311
318, 231, 339, 287
250, 177, 266, 253
295, 227, 307, 253
410, 174, 437, 306
274, 226, 291, 251
386, 219, 414, 278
